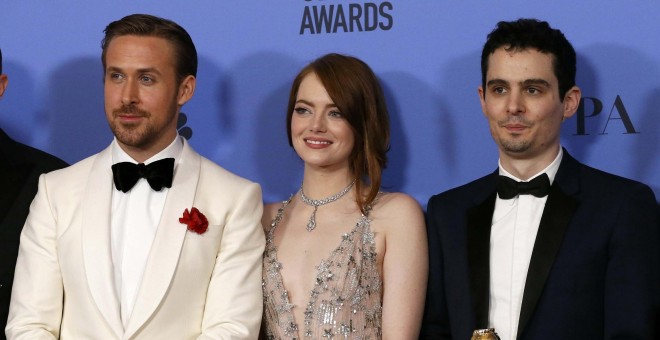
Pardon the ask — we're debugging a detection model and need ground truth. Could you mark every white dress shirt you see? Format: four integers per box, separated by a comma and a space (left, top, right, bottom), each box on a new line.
110, 136, 183, 329
488, 148, 563, 340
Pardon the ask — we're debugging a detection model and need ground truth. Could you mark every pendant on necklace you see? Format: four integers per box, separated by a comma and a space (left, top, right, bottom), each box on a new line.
306, 205, 319, 231
300, 181, 355, 232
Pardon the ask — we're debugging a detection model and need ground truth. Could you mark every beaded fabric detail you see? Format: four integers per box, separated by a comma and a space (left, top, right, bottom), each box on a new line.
262, 197, 383, 339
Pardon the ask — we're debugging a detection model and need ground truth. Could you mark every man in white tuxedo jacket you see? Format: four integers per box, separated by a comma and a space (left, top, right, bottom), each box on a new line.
6, 14, 265, 339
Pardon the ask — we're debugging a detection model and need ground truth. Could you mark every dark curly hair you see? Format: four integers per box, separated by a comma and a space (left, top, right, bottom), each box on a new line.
481, 18, 576, 100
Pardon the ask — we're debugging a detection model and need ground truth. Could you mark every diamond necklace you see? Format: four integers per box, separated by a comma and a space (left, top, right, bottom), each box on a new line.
300, 180, 356, 232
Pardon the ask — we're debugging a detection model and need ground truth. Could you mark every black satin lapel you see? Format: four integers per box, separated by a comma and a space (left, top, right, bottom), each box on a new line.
517, 184, 578, 337
467, 192, 497, 329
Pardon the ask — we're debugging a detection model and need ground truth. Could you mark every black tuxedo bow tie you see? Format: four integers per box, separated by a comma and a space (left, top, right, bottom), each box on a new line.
497, 173, 551, 199
111, 158, 175, 193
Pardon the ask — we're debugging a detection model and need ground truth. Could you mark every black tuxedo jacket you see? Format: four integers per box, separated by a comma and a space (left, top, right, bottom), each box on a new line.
420, 150, 660, 340
0, 129, 67, 334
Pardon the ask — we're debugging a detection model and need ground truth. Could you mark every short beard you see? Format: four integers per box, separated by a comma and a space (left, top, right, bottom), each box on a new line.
496, 116, 532, 153
109, 104, 156, 148
500, 139, 531, 153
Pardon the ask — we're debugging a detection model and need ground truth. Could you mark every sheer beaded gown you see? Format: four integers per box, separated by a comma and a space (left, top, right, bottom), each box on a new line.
262, 198, 383, 339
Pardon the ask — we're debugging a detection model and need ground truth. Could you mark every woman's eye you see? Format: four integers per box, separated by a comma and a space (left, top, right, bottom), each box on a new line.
294, 107, 310, 115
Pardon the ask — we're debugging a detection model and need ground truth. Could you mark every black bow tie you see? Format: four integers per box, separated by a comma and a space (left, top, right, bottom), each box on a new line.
497, 173, 551, 199
111, 158, 175, 193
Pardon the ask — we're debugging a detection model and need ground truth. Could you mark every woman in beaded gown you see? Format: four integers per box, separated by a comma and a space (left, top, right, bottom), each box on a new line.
261, 53, 428, 339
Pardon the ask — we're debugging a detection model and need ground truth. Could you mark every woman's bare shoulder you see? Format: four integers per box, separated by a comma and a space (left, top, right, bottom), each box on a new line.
264, 201, 284, 214
262, 201, 287, 232
372, 192, 423, 217
369, 192, 424, 231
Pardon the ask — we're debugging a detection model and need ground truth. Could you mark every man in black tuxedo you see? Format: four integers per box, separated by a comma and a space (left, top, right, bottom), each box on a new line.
0, 48, 68, 335
421, 19, 659, 340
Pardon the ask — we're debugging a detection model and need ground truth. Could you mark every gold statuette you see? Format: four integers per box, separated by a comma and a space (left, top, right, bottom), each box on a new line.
471, 328, 501, 340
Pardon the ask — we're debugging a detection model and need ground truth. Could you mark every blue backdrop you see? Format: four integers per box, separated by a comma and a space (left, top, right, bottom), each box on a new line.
1, 1, 658, 205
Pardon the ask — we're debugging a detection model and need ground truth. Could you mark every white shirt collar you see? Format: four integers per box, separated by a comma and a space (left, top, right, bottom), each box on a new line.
498, 147, 563, 185
111, 135, 183, 165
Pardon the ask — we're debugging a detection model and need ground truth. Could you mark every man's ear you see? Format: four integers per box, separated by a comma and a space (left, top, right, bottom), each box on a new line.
478, 86, 487, 117
177, 75, 196, 106
562, 85, 581, 120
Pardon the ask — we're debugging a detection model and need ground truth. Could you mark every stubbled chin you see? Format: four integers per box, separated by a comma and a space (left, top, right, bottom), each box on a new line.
499, 137, 531, 153
112, 124, 146, 145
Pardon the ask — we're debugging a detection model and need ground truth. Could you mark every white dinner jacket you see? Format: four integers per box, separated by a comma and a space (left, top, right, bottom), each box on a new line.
6, 139, 265, 339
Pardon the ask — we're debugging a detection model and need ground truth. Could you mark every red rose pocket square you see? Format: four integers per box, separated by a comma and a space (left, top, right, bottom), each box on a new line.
179, 207, 209, 234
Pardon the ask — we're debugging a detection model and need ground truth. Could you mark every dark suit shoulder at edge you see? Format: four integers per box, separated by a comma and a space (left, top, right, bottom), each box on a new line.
3, 137, 68, 172
427, 172, 497, 205
574, 161, 655, 198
